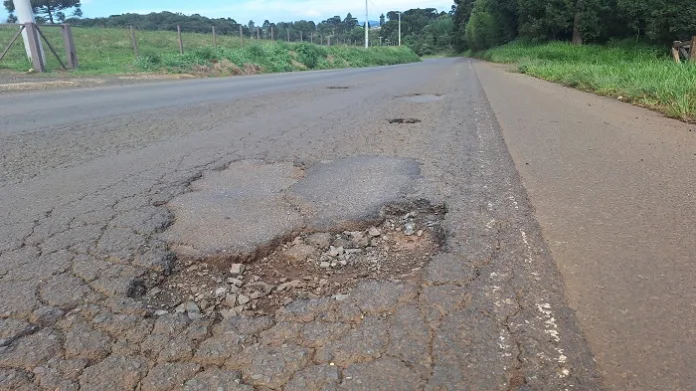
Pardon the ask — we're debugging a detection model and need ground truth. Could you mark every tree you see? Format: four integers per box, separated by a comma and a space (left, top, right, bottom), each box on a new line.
379, 13, 385, 26
6, 12, 17, 23
3, 0, 82, 24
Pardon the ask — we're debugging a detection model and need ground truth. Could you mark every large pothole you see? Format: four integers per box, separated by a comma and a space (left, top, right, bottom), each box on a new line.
149, 157, 445, 318
145, 200, 446, 318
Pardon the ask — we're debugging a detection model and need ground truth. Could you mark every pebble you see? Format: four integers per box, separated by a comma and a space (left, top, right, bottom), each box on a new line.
230, 264, 245, 275
404, 223, 416, 235
215, 287, 227, 297
237, 294, 251, 305
416, 230, 424, 237
320, 261, 331, 268
175, 303, 186, 313
333, 294, 350, 301
339, 260, 348, 266
227, 278, 244, 287
278, 280, 303, 291
328, 246, 340, 257
154, 310, 169, 316
185, 301, 200, 313
224, 294, 237, 308
330, 261, 338, 268
368, 227, 382, 237
220, 309, 236, 319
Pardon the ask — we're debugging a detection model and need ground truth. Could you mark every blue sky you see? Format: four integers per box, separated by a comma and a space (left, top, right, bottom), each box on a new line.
2, 0, 454, 23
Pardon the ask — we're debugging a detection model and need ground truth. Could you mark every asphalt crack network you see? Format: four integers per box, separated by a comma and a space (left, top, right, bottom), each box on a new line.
0, 59, 603, 391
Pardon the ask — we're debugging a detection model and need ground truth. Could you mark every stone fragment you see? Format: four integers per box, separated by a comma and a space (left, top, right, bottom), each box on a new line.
305, 233, 332, 250
368, 227, 381, 237
403, 223, 416, 236
230, 264, 245, 276
285, 244, 316, 262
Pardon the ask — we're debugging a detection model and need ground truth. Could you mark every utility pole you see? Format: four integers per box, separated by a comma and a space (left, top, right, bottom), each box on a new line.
364, 0, 369, 48
398, 12, 402, 46
12, 0, 45, 62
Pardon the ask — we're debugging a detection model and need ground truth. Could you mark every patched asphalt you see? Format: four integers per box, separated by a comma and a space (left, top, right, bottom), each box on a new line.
0, 59, 604, 390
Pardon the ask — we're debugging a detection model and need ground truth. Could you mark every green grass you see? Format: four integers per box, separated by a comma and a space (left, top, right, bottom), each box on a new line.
475, 40, 696, 122
0, 26, 420, 76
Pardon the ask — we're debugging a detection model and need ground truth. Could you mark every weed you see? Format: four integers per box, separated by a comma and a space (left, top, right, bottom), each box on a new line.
475, 40, 696, 122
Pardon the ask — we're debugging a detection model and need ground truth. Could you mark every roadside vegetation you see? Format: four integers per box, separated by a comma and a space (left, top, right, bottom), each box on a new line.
476, 40, 696, 122
0, 26, 419, 75
450, 0, 696, 122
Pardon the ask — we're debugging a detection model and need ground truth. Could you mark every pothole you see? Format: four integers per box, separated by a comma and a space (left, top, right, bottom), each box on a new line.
388, 118, 422, 124
396, 93, 444, 103
144, 200, 446, 318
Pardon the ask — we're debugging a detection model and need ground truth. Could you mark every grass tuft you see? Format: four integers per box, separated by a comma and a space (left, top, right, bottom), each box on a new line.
475, 40, 696, 122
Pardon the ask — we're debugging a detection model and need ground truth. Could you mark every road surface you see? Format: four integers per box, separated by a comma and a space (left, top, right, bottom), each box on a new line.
0, 58, 693, 390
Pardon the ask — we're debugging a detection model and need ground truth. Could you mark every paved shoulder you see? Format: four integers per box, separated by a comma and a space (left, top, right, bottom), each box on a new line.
476, 59, 696, 390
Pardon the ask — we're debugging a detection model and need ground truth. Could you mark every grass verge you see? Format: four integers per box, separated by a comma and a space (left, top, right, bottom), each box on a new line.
0, 26, 420, 76
474, 40, 696, 122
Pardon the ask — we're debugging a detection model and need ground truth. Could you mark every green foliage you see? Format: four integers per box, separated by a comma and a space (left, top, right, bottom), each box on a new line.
453, 0, 696, 47
477, 40, 696, 121
0, 25, 419, 74
3, 0, 81, 24
465, 0, 498, 50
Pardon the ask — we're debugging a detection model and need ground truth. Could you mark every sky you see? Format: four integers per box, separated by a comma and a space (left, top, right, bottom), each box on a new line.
1, 0, 455, 23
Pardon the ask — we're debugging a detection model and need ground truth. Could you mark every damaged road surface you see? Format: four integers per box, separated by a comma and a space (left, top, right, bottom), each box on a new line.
0, 59, 602, 391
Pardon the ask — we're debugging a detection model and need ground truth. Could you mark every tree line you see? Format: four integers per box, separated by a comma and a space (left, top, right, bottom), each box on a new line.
3, 1, 457, 54
452, 0, 696, 51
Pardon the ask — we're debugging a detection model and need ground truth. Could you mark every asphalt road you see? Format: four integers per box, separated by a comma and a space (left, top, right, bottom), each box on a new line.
0, 58, 691, 390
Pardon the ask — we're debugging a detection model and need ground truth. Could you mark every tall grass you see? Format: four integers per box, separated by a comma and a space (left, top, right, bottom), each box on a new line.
0, 26, 420, 75
478, 40, 696, 122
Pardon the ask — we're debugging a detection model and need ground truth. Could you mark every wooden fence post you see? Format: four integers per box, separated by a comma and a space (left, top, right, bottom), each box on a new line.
240, 25, 244, 47
61, 24, 78, 69
25, 23, 45, 72
691, 36, 696, 62
287, 29, 290, 42
177, 25, 184, 54
300, 31, 303, 42
130, 26, 139, 58
672, 47, 681, 63
212, 26, 217, 49
256, 27, 260, 40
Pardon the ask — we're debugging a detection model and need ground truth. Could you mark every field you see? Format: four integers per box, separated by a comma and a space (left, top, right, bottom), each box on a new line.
0, 26, 420, 76
475, 40, 696, 122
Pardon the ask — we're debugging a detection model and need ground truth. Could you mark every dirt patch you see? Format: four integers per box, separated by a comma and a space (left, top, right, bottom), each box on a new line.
144, 201, 446, 318
388, 118, 422, 124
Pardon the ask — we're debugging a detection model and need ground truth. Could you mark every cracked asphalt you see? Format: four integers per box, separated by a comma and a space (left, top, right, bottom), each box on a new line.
0, 59, 605, 390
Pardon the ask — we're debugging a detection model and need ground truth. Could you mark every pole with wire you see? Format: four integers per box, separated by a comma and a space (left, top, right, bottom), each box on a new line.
364, 0, 369, 48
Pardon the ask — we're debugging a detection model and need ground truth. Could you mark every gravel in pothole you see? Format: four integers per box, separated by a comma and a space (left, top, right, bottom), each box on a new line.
143, 207, 444, 318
